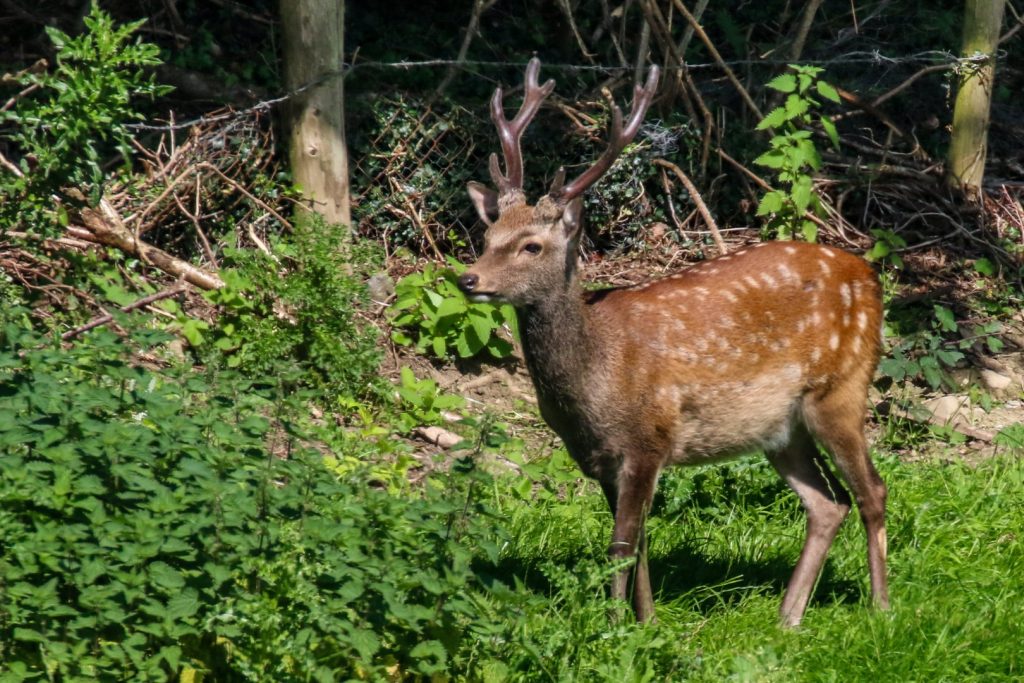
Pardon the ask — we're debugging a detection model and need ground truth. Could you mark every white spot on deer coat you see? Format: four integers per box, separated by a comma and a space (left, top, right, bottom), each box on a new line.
840, 283, 852, 308
743, 275, 759, 289
784, 246, 798, 255
857, 311, 869, 330
823, 249, 837, 258
760, 273, 778, 288
777, 263, 798, 283
829, 333, 840, 350
819, 260, 832, 276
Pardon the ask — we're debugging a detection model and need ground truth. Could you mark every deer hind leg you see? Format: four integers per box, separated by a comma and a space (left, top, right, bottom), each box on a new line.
767, 424, 852, 628
803, 385, 890, 615
601, 463, 658, 623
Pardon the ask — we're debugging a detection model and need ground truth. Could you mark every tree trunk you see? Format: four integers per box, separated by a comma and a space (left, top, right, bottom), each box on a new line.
946, 0, 1007, 198
279, 0, 351, 227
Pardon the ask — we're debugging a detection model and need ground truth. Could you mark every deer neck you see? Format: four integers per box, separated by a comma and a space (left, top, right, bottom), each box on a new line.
516, 278, 593, 402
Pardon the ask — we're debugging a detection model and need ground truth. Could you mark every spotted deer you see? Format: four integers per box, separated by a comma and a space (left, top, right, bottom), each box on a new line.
457, 58, 889, 627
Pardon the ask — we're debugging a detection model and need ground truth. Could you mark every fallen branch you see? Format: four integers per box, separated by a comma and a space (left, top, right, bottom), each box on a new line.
62, 283, 189, 341
74, 192, 225, 290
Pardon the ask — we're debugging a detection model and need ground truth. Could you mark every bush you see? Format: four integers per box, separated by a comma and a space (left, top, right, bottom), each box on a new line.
0, 314, 501, 681
0, 5, 168, 234
182, 219, 383, 406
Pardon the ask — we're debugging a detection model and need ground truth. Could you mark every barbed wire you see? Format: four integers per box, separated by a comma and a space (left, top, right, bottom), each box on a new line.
125, 49, 995, 134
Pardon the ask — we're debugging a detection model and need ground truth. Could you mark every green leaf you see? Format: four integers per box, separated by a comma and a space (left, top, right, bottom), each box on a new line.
432, 335, 447, 358
973, 257, 996, 276
166, 589, 199, 619
753, 149, 785, 169
820, 115, 840, 150
866, 241, 890, 261
757, 191, 785, 216
934, 305, 957, 333
878, 357, 908, 381
468, 311, 494, 350
791, 176, 814, 213
409, 639, 448, 674
756, 107, 789, 130
435, 296, 467, 319
785, 93, 810, 119
148, 561, 185, 591
935, 349, 964, 367
800, 220, 818, 242
766, 73, 797, 93
986, 336, 1005, 353
919, 356, 943, 389
816, 80, 841, 103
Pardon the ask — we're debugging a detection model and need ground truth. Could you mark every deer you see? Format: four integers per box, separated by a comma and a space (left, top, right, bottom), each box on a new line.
457, 58, 889, 628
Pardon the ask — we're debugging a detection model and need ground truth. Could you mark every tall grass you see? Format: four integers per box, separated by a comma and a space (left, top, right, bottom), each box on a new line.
480, 452, 1024, 681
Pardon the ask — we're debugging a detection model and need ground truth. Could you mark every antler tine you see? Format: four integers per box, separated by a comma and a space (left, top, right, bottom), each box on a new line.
489, 57, 555, 195
549, 65, 660, 205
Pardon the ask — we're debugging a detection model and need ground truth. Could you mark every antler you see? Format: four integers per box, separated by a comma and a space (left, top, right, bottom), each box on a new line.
548, 66, 660, 205
489, 57, 556, 196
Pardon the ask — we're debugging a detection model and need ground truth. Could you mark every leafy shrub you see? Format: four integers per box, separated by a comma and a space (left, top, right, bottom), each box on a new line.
754, 64, 840, 241
391, 258, 517, 360
0, 5, 168, 233
0, 313, 502, 681
394, 366, 467, 433
180, 219, 383, 405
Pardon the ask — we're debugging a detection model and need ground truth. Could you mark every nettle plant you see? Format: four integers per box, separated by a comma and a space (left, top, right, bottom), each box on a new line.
754, 65, 841, 242
391, 257, 517, 360
0, 5, 168, 233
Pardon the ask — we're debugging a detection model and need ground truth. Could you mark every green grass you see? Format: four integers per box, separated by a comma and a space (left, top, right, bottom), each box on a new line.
479, 452, 1024, 681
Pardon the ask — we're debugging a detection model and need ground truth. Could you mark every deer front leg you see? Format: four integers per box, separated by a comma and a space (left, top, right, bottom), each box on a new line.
602, 464, 658, 622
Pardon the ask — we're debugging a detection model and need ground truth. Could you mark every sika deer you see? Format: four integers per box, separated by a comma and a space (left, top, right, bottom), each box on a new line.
458, 58, 889, 627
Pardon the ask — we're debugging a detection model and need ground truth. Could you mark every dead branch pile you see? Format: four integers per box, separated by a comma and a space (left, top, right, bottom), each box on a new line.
1, 109, 288, 323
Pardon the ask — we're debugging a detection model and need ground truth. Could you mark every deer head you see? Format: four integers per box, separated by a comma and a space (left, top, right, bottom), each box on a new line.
459, 58, 659, 307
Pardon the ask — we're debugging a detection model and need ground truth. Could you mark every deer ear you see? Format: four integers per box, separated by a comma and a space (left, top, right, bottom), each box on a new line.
467, 182, 500, 225
560, 197, 584, 240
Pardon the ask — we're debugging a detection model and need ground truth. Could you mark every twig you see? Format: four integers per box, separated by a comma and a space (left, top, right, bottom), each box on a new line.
675, 0, 709, 57
659, 167, 682, 230
3, 230, 96, 251
197, 162, 293, 229
654, 158, 727, 254
0, 149, 25, 177
560, 0, 596, 63
869, 63, 952, 107
717, 148, 771, 190
61, 283, 189, 341
434, 0, 496, 96
786, 0, 824, 63
999, 1, 1024, 43
668, 0, 763, 120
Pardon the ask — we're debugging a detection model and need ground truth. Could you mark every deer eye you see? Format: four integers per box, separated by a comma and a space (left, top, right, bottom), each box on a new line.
522, 242, 543, 255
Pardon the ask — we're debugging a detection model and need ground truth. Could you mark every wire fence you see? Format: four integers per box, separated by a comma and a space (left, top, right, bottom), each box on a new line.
124, 48, 1020, 258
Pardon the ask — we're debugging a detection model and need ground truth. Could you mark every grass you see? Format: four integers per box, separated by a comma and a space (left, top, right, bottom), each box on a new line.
480, 450, 1024, 681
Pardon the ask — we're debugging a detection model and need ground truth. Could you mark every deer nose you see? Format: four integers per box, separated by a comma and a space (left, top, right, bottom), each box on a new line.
457, 273, 479, 293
